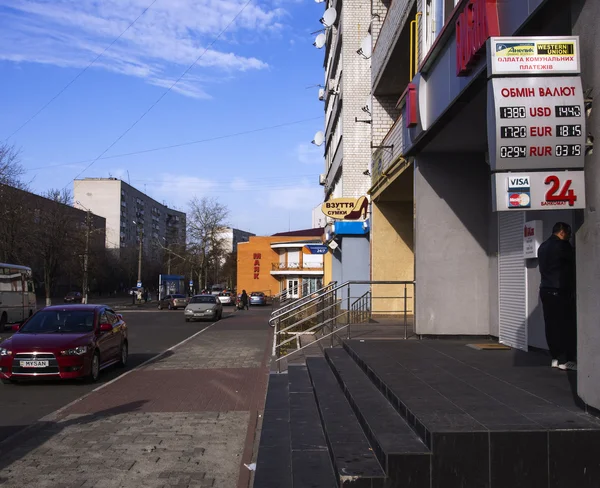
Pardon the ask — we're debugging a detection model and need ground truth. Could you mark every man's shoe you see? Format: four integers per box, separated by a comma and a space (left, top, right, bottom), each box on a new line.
559, 361, 577, 371
551, 359, 559, 368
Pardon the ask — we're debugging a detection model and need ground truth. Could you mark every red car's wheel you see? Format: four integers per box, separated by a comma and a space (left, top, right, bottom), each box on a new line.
87, 352, 100, 383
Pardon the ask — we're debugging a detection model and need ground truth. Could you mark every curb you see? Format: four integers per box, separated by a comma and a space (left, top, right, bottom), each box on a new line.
0, 320, 219, 449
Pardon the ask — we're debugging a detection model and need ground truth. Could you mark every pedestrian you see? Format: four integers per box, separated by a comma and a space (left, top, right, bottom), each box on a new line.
241, 289, 249, 310
538, 222, 577, 371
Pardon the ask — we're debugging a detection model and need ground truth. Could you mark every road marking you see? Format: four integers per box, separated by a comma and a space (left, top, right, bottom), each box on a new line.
0, 321, 219, 446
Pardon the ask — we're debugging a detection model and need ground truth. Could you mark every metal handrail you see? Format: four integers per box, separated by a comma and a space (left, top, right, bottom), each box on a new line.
269, 281, 343, 325
276, 300, 340, 336
269, 281, 337, 323
272, 280, 415, 368
270, 280, 413, 326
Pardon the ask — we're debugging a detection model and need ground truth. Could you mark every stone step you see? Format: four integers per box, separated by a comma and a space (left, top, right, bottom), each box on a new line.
253, 373, 291, 488
288, 365, 337, 488
325, 348, 431, 487
306, 357, 386, 488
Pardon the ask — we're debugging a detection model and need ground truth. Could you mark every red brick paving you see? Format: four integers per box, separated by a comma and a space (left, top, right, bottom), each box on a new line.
63, 367, 269, 416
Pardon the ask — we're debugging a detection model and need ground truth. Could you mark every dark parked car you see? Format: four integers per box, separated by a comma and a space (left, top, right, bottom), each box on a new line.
64, 291, 83, 303
158, 294, 188, 310
249, 292, 267, 306
0, 305, 128, 383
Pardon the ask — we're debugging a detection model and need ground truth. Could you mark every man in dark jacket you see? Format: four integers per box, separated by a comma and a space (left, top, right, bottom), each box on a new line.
240, 290, 249, 310
538, 222, 576, 371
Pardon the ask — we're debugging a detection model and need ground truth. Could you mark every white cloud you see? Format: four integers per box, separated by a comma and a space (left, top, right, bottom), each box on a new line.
231, 178, 250, 191
296, 143, 323, 165
0, 0, 282, 98
266, 180, 323, 211
146, 174, 218, 210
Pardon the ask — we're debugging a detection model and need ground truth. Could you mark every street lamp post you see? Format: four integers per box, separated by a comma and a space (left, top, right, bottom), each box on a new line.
133, 220, 143, 285
76, 201, 92, 304
83, 210, 91, 304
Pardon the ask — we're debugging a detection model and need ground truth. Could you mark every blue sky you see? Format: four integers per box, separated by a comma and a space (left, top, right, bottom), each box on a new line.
0, 0, 327, 235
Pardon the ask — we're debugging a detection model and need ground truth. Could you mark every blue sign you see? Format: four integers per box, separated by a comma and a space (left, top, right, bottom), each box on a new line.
137, 281, 142, 288
304, 245, 328, 255
189, 280, 193, 286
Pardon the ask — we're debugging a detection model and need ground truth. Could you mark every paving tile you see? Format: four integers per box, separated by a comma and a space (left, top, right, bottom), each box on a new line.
62, 368, 268, 414
0, 412, 248, 488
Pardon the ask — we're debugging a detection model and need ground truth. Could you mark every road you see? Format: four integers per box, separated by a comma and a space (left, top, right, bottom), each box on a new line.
0, 305, 257, 443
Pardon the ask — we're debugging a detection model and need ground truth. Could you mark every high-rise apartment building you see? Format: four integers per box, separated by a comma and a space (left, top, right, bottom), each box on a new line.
218, 227, 254, 254
73, 178, 186, 255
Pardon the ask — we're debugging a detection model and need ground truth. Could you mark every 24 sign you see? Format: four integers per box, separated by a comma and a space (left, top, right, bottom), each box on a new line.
492, 171, 585, 212
544, 175, 577, 206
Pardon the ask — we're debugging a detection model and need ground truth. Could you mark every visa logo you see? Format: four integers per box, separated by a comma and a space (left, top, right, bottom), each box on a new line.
508, 176, 530, 189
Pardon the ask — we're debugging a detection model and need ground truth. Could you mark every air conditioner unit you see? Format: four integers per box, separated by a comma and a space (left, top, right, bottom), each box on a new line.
319, 174, 326, 185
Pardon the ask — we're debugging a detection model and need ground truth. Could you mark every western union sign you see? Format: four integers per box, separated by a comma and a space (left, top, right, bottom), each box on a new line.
488, 36, 580, 77
536, 43, 575, 56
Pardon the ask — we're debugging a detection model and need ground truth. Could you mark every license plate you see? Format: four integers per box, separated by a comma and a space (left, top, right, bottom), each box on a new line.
20, 360, 49, 368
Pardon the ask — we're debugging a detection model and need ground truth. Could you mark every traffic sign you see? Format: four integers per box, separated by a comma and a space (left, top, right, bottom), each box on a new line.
137, 281, 142, 288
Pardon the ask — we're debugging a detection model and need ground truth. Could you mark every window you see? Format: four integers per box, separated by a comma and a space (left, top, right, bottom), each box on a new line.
105, 310, 118, 324
190, 296, 216, 304
20, 310, 95, 334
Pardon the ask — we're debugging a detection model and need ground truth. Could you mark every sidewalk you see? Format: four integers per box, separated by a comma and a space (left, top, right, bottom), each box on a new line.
0, 312, 272, 488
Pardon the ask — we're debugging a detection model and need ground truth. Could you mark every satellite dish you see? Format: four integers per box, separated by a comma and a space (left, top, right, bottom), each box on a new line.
318, 88, 325, 101
359, 34, 372, 58
321, 8, 337, 27
312, 131, 325, 146
314, 33, 326, 49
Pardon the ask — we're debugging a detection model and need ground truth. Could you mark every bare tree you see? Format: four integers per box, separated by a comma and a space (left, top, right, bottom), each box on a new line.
0, 144, 26, 189
187, 197, 229, 290
0, 144, 31, 263
36, 189, 81, 305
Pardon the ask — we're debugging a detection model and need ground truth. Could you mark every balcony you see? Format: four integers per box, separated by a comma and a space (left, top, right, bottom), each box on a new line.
372, 109, 405, 186
271, 262, 324, 275
372, 0, 414, 92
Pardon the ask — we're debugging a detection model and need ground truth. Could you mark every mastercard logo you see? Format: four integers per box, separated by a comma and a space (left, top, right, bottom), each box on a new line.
508, 192, 531, 208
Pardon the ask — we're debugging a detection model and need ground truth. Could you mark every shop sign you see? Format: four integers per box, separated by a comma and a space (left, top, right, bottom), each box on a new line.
321, 196, 368, 220
253, 253, 261, 279
303, 245, 328, 255
487, 76, 586, 171
456, 0, 500, 76
488, 37, 580, 77
524, 220, 543, 259
492, 171, 585, 211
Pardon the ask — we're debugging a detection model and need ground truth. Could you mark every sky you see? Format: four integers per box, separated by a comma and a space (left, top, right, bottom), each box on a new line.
0, 0, 328, 235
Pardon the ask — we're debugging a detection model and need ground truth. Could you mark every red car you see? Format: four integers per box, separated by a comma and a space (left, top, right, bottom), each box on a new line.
0, 305, 128, 384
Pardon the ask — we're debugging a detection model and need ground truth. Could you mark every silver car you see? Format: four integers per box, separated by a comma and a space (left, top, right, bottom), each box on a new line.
184, 295, 223, 322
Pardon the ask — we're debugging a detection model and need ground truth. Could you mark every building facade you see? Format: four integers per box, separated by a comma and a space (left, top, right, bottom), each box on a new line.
317, 0, 372, 286
218, 227, 254, 254
73, 178, 186, 256
368, 0, 600, 411
237, 229, 326, 298
312, 204, 327, 229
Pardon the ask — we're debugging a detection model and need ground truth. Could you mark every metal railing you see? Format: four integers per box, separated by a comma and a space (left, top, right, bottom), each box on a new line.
271, 262, 325, 271
271, 281, 414, 370
270, 281, 337, 322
